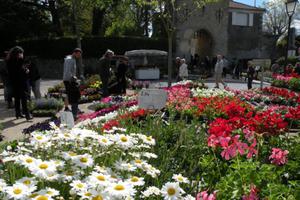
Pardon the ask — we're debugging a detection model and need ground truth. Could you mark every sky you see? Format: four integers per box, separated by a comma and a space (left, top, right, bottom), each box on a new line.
234, 0, 266, 7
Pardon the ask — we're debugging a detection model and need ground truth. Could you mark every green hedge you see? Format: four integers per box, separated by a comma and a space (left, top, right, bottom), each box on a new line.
17, 37, 168, 58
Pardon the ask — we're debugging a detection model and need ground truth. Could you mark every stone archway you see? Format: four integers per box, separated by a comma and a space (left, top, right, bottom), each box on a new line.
194, 29, 214, 57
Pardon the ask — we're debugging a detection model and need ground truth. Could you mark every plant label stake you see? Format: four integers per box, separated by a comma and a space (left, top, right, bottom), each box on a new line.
138, 89, 167, 110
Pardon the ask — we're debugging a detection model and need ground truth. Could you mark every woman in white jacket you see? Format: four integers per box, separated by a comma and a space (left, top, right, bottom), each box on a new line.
179, 59, 188, 80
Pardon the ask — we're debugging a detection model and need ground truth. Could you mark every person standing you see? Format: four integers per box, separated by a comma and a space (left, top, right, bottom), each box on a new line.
214, 54, 227, 88
247, 61, 255, 90
175, 57, 181, 81
6, 46, 32, 120
179, 58, 188, 80
26, 59, 41, 99
116, 57, 129, 94
63, 48, 82, 119
98, 49, 114, 97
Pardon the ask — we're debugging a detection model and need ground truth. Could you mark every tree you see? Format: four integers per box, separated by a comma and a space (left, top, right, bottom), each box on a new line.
262, 0, 288, 38
139, 0, 216, 86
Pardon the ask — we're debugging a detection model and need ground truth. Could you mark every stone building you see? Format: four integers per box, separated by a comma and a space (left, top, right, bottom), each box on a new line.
176, 0, 266, 61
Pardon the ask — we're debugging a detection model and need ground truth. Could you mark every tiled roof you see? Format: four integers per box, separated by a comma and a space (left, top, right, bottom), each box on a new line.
229, 1, 265, 12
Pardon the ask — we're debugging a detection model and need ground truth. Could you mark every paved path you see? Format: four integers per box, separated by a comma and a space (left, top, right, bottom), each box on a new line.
0, 77, 269, 143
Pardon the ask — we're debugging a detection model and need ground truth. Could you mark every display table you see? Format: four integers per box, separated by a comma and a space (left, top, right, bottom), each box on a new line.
135, 68, 160, 80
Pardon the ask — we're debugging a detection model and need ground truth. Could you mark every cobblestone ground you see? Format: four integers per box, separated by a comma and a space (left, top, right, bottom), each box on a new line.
0, 77, 270, 142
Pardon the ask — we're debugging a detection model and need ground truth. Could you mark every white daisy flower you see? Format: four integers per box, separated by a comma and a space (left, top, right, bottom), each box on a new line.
172, 174, 189, 184
88, 172, 111, 187
38, 187, 60, 197
141, 135, 156, 146
70, 180, 88, 192
17, 155, 36, 167
29, 160, 57, 179
114, 160, 137, 172
73, 154, 94, 169
5, 183, 30, 199
0, 179, 7, 192
184, 194, 195, 200
106, 181, 136, 199
161, 182, 184, 200
16, 177, 37, 191
62, 151, 78, 161
143, 152, 158, 159
31, 133, 49, 144
98, 136, 113, 147
142, 186, 161, 198
114, 134, 137, 149
127, 176, 145, 186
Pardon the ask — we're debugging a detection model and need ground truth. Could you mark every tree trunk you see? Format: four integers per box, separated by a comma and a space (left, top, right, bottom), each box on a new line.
168, 35, 173, 87
72, 0, 83, 78
92, 7, 105, 36
48, 0, 63, 36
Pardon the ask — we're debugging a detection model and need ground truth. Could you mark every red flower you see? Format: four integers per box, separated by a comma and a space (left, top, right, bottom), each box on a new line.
269, 148, 289, 166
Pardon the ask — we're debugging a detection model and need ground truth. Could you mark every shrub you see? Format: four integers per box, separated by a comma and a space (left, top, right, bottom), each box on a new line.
289, 78, 300, 91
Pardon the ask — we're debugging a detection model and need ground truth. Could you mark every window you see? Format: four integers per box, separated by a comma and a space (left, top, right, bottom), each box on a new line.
232, 12, 253, 26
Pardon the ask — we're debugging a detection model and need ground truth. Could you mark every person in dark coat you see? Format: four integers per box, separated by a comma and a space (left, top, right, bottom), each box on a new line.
26, 59, 41, 99
295, 62, 300, 75
6, 46, 32, 120
98, 49, 114, 97
247, 61, 255, 90
116, 57, 129, 94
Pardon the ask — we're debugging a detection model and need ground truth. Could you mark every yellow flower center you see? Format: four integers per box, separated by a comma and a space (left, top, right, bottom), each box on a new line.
80, 157, 88, 163
146, 136, 152, 141
120, 136, 128, 142
25, 158, 33, 163
167, 188, 176, 196
13, 188, 22, 195
101, 138, 108, 143
39, 163, 49, 169
135, 159, 142, 164
131, 176, 139, 182
66, 171, 74, 176
114, 185, 125, 191
29, 193, 38, 198
36, 136, 43, 140
64, 133, 70, 137
69, 152, 77, 156
23, 180, 31, 185
76, 183, 84, 188
37, 195, 49, 200
46, 191, 53, 195
178, 176, 184, 182
92, 195, 103, 200
97, 175, 105, 181
85, 192, 92, 197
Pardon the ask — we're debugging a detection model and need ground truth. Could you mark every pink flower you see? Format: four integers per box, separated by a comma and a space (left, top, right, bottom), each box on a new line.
242, 184, 259, 200
196, 190, 217, 200
269, 148, 289, 166
246, 138, 258, 159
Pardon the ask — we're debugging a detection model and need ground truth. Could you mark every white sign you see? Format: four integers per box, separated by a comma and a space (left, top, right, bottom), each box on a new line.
138, 89, 167, 110
60, 111, 75, 129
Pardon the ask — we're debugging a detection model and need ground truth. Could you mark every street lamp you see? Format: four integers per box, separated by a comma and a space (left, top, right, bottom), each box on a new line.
285, 0, 298, 63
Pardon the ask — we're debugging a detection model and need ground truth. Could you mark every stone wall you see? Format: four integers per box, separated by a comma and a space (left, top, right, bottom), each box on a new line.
227, 12, 264, 59
175, 0, 230, 61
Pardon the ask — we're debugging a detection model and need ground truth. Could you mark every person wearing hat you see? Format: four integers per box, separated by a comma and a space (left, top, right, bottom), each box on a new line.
63, 48, 82, 119
98, 49, 114, 97
6, 46, 32, 120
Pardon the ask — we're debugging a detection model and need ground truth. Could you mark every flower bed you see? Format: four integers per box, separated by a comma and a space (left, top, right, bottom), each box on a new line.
1, 81, 300, 199
47, 75, 102, 104
272, 73, 300, 92
28, 98, 64, 117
